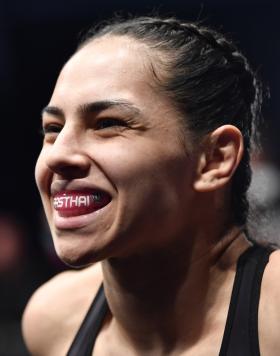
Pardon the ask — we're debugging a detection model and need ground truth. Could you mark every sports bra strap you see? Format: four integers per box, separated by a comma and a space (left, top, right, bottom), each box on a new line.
219, 245, 272, 356
67, 284, 108, 356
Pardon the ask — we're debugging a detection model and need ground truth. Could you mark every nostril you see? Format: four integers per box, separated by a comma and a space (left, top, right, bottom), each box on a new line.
53, 164, 90, 179
46, 152, 91, 179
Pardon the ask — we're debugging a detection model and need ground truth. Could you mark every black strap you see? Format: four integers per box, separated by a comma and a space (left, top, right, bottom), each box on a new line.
67, 284, 108, 356
219, 245, 272, 356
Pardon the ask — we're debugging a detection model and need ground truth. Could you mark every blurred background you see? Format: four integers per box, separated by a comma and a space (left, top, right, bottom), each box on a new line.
0, 0, 279, 354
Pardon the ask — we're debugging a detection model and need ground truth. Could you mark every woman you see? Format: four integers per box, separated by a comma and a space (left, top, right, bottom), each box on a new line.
22, 16, 280, 355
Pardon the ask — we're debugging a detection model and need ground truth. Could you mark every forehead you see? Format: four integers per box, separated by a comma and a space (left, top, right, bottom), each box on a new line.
52, 36, 156, 103
49, 35, 187, 125
48, 35, 189, 146
67, 36, 147, 75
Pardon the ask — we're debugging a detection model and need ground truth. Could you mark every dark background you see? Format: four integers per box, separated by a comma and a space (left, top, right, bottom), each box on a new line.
0, 1, 279, 354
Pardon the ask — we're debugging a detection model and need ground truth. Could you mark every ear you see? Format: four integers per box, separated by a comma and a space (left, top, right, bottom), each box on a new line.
193, 125, 244, 192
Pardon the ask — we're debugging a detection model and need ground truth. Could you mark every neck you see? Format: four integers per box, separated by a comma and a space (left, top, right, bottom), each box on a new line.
101, 226, 250, 353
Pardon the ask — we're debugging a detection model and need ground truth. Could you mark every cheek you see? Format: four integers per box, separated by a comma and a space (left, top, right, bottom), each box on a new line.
35, 152, 54, 225
35, 150, 48, 193
98, 148, 150, 188
100, 142, 188, 187
106, 151, 194, 252
100, 141, 192, 215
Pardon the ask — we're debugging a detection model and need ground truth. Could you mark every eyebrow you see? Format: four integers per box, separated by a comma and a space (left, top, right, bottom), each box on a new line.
41, 99, 141, 119
41, 105, 64, 118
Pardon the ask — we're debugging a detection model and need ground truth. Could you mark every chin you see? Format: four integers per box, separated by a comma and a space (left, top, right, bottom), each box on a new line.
58, 252, 90, 269
53, 238, 105, 268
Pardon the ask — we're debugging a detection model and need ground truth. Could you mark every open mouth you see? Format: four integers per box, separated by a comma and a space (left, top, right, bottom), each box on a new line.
53, 190, 112, 217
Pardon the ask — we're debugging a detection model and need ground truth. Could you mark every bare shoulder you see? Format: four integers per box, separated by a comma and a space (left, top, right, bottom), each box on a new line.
22, 263, 103, 356
259, 248, 280, 356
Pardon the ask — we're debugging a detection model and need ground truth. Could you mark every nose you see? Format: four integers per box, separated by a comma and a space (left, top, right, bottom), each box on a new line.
45, 125, 90, 179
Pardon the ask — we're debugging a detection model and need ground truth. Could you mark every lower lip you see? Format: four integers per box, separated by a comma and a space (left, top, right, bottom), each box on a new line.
53, 202, 111, 230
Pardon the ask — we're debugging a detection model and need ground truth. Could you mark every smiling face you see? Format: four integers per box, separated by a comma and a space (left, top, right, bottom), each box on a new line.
35, 35, 198, 267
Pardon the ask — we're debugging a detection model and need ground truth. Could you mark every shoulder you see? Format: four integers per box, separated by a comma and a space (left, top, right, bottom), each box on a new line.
259, 248, 280, 356
260, 248, 280, 300
22, 263, 103, 356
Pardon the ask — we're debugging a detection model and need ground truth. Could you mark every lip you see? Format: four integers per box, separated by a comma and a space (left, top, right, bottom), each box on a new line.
53, 202, 111, 230
50, 180, 113, 230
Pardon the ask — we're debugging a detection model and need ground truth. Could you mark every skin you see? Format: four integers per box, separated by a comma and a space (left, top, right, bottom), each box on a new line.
36, 36, 200, 267
22, 35, 280, 355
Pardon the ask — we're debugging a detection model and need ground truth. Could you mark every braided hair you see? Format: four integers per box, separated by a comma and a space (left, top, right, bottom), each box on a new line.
79, 16, 263, 227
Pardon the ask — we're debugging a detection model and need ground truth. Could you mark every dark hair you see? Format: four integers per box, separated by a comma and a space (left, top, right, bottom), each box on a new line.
79, 16, 263, 227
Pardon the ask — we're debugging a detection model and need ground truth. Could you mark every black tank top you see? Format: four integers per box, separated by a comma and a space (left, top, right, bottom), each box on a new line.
67, 245, 272, 356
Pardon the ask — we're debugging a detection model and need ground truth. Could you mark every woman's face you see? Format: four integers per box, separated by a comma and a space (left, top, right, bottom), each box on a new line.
35, 36, 198, 266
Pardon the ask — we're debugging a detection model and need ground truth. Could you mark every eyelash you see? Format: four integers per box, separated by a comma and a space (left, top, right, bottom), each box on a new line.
41, 124, 62, 136
41, 118, 128, 136
95, 118, 128, 130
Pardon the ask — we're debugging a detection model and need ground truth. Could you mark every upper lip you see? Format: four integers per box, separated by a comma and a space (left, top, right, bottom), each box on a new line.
50, 180, 112, 197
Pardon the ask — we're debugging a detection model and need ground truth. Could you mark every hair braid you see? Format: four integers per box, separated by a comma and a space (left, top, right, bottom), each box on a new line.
158, 19, 262, 226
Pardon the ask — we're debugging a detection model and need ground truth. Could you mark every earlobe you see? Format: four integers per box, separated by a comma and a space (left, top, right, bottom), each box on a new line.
193, 125, 244, 192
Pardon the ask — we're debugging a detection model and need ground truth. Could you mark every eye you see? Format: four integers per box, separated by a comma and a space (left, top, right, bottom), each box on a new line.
41, 124, 62, 136
95, 118, 128, 130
